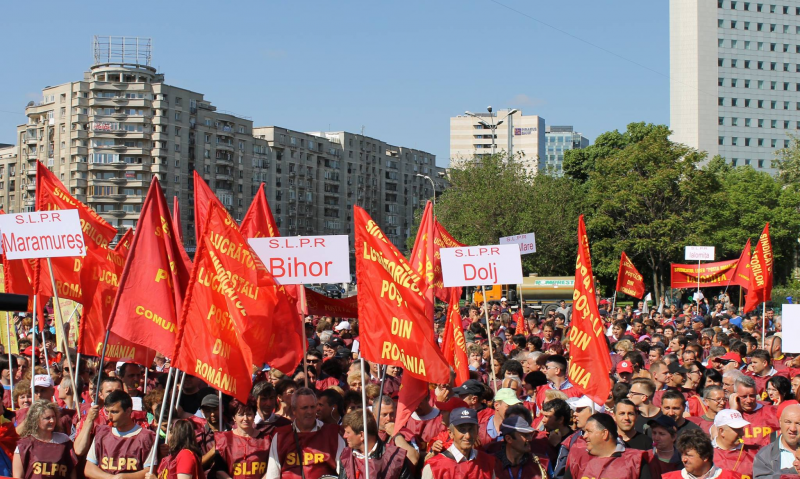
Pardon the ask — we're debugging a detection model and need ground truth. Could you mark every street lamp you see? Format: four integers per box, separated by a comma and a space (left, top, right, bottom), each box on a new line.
416, 173, 436, 214
465, 107, 519, 156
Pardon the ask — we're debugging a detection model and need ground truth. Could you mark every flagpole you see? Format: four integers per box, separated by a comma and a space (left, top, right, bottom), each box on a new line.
611, 291, 617, 316
147, 367, 175, 475
4, 313, 13, 410
94, 329, 111, 404
373, 364, 387, 425
762, 302, 767, 347
359, 357, 371, 479
218, 390, 223, 432
40, 331, 51, 377
30, 295, 36, 399
45, 258, 77, 404
480, 286, 498, 392
166, 369, 183, 439
142, 365, 148, 395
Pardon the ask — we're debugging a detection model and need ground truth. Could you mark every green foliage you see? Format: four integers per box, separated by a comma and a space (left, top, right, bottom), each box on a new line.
774, 134, 800, 185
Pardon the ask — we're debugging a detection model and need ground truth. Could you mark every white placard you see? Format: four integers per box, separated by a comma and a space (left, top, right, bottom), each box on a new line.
685, 246, 715, 261
782, 304, 800, 353
499, 233, 536, 254
440, 244, 523, 287
249, 235, 350, 285
0, 210, 86, 259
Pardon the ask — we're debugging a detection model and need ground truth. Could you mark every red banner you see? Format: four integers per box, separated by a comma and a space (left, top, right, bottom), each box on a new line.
441, 288, 469, 386
108, 178, 191, 358
35, 161, 118, 303
114, 229, 133, 255
193, 171, 222, 245
729, 239, 752, 290
745, 224, 773, 312
173, 203, 301, 400
241, 183, 279, 238
433, 220, 466, 303
567, 215, 613, 405
304, 288, 358, 318
3, 257, 35, 312
354, 206, 449, 383
670, 259, 739, 289
409, 201, 435, 319
615, 251, 645, 299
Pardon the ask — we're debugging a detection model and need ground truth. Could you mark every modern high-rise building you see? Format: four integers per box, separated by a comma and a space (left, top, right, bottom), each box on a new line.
670, 0, 800, 171
543, 126, 589, 175
3, 37, 444, 252
450, 110, 545, 175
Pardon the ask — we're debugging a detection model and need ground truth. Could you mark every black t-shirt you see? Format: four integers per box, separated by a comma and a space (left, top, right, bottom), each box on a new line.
623, 431, 653, 451
179, 386, 216, 415
634, 411, 663, 435
676, 418, 701, 438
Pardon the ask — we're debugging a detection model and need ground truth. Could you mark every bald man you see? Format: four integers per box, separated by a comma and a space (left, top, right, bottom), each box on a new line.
753, 403, 800, 479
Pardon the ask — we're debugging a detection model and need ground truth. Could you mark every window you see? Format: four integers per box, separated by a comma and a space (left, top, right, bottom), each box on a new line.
732, 79, 738, 87
731, 59, 737, 68
744, 99, 751, 107
745, 138, 751, 146
771, 24, 776, 32
772, 120, 778, 128
758, 42, 764, 50
758, 80, 765, 89
771, 101, 777, 109
744, 1, 750, 9
174, 112, 181, 121
731, 1, 737, 8
758, 100, 764, 108
770, 62, 777, 71
719, 137, 725, 145
719, 117, 725, 125
758, 61, 764, 69
744, 21, 750, 30
771, 43, 777, 51
784, 5, 789, 13
758, 119, 764, 127
758, 23, 764, 31
719, 97, 725, 106
758, 138, 764, 146
745, 60, 751, 69
772, 139, 778, 147
719, 38, 725, 47
786, 101, 791, 110
719, 58, 724, 67
719, 77, 725, 87
745, 80, 751, 88
772, 81, 777, 90
732, 117, 739, 126
758, 159, 765, 168
745, 118, 752, 127
785, 25, 791, 33
731, 159, 738, 166
732, 137, 739, 146
731, 20, 737, 28
785, 121, 791, 129
745, 41, 751, 50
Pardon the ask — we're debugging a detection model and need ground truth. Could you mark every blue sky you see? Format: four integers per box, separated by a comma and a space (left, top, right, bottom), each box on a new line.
0, 1, 669, 167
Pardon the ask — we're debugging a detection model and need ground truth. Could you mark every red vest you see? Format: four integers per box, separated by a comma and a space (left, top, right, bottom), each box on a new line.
568, 447, 645, 479
687, 395, 707, 417
663, 470, 743, 479
741, 405, 779, 447
714, 445, 758, 479
92, 425, 156, 474
16, 437, 77, 479
214, 430, 272, 479
425, 450, 495, 479
255, 415, 292, 439
275, 423, 339, 479
687, 416, 713, 434
477, 409, 499, 448
339, 442, 407, 479
156, 450, 205, 479
399, 412, 447, 452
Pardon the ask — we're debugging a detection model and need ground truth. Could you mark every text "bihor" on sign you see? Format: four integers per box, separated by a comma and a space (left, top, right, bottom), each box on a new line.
249, 235, 350, 285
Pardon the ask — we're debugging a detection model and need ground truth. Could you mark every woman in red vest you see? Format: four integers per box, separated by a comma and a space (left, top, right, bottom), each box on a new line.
149, 419, 204, 479
215, 400, 271, 479
12, 400, 76, 479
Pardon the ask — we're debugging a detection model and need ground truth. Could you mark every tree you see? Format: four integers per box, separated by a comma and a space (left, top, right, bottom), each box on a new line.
774, 134, 800, 185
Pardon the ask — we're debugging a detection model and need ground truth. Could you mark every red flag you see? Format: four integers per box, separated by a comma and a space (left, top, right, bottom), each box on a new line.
173, 196, 183, 243
567, 215, 613, 405
745, 224, 774, 312
729, 239, 752, 289
354, 206, 449, 383
395, 374, 430, 433
34, 161, 118, 303
513, 309, 526, 336
240, 183, 280, 238
409, 202, 435, 319
193, 171, 223, 245
615, 252, 645, 299
108, 178, 191, 358
670, 259, 739, 289
173, 203, 302, 399
433, 220, 466, 303
441, 288, 469, 386
304, 288, 358, 318
3, 257, 35, 312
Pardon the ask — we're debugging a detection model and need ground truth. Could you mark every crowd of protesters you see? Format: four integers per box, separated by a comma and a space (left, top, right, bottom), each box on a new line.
0, 290, 796, 479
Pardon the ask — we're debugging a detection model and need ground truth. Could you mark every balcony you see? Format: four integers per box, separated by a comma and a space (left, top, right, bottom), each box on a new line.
25, 137, 39, 145
25, 168, 36, 176
73, 130, 88, 139
215, 157, 233, 166
109, 210, 126, 217
70, 146, 88, 156
72, 179, 87, 188
110, 177, 127, 185
152, 116, 168, 125
73, 114, 88, 123
152, 147, 168, 157
216, 173, 233, 181
25, 184, 35, 192
216, 143, 234, 152
151, 164, 168, 173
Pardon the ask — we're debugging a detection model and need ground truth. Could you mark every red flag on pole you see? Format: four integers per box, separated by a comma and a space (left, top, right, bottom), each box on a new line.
193, 171, 223, 245
441, 287, 469, 386
432, 219, 466, 303
409, 201, 435, 320
108, 178, 191, 358
567, 215, 613, 405
615, 252, 646, 299
354, 205, 449, 382
172, 196, 183, 243
173, 203, 302, 399
34, 161, 118, 303
745, 224, 774, 312
729, 239, 752, 289
240, 183, 280, 238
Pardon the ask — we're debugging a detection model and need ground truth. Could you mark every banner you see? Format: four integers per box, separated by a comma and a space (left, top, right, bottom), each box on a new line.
567, 215, 613, 405
441, 287, 469, 386
240, 183, 280, 238
433, 220, 465, 303
745, 224, 773, 312
108, 178, 192, 358
409, 201, 435, 319
440, 245, 523, 287
729, 239, 752, 289
354, 206, 449, 383
193, 171, 221, 244
304, 288, 358, 318
34, 161, 118, 303
0, 312, 18, 355
173, 203, 302, 399
249, 236, 351, 284
615, 251, 645, 299
670, 259, 739, 289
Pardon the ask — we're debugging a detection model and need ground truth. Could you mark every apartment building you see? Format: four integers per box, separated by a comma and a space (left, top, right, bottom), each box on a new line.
0, 145, 17, 213
671, 0, 800, 171
543, 126, 590, 175
254, 127, 446, 250
450, 110, 545, 175
10, 37, 271, 246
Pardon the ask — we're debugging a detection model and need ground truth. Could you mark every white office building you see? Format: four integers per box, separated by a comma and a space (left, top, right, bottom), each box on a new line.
671, 0, 800, 171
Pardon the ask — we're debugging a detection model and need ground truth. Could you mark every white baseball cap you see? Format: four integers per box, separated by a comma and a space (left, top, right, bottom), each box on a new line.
566, 395, 605, 413
33, 375, 53, 388
501, 297, 508, 302
714, 409, 751, 429
334, 321, 352, 331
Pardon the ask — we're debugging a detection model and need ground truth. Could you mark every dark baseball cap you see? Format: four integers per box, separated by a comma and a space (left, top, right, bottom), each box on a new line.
450, 407, 478, 426
200, 394, 220, 409
667, 362, 687, 375
451, 379, 484, 397
648, 415, 678, 433
500, 415, 535, 435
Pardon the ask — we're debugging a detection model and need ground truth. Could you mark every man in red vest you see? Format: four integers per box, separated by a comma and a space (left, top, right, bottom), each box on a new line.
339, 409, 410, 479
84, 390, 156, 479
731, 375, 779, 447
710, 409, 758, 478
564, 413, 650, 479
746, 349, 784, 395
266, 387, 344, 479
421, 407, 495, 479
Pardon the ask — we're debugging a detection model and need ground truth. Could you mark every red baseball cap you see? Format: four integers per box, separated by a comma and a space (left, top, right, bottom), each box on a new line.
713, 352, 742, 364
617, 360, 634, 374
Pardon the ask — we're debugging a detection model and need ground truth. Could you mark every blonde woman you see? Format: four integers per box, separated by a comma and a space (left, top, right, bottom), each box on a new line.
13, 400, 77, 479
